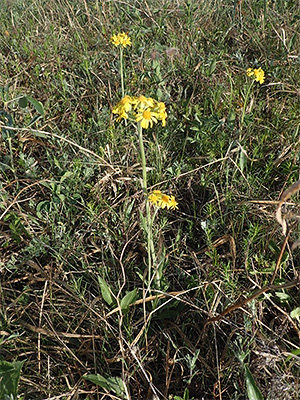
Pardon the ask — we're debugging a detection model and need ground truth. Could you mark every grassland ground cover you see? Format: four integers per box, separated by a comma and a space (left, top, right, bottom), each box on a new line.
0, 0, 299, 399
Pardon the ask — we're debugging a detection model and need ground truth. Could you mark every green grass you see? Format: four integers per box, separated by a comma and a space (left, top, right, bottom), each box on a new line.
0, 0, 299, 399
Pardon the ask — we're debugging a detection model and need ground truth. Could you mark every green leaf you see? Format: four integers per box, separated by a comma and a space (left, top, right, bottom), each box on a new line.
98, 277, 114, 306
36, 200, 50, 218
60, 171, 73, 183
290, 307, 300, 320
275, 291, 290, 302
208, 59, 216, 76
244, 365, 264, 400
83, 374, 126, 398
28, 115, 42, 126
18, 96, 28, 108
227, 109, 236, 123
239, 148, 247, 173
120, 288, 137, 311
285, 347, 300, 362
27, 96, 45, 116
0, 360, 24, 400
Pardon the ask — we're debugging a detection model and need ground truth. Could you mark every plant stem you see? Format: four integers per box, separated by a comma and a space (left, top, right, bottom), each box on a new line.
120, 47, 125, 98
240, 80, 254, 137
137, 123, 156, 285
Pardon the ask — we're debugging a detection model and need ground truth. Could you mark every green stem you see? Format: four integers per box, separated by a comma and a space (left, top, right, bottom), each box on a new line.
137, 123, 156, 285
240, 80, 254, 135
120, 47, 125, 98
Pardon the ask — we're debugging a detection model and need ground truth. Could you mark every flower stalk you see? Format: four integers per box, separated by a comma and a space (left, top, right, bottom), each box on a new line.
112, 94, 176, 288
120, 47, 125, 98
137, 122, 157, 284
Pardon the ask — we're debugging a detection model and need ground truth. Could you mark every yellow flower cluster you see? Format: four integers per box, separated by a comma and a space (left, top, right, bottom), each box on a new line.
148, 190, 178, 210
112, 95, 167, 129
246, 67, 265, 84
110, 32, 131, 48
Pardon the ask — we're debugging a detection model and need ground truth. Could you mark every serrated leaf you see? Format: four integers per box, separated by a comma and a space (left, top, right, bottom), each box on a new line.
244, 365, 264, 400
27, 96, 45, 116
120, 288, 137, 311
98, 277, 114, 306
18, 96, 28, 108
83, 374, 126, 398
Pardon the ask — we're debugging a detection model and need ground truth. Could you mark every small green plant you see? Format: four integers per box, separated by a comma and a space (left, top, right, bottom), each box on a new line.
0, 360, 24, 400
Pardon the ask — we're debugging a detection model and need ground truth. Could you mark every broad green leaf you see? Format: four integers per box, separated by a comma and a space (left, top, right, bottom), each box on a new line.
83, 374, 126, 398
0, 360, 24, 400
98, 277, 114, 306
18, 96, 28, 108
244, 365, 264, 400
227, 109, 236, 123
290, 307, 300, 320
275, 292, 290, 302
120, 288, 137, 311
27, 96, 45, 116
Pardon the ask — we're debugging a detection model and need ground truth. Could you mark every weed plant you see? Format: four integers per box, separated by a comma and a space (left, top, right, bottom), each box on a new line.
0, 0, 299, 399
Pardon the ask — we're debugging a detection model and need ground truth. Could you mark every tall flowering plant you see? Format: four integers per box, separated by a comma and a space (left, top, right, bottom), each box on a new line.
112, 94, 177, 286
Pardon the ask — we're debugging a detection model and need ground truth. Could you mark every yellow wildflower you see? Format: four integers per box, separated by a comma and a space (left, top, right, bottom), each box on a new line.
253, 67, 265, 84
148, 190, 178, 210
246, 67, 265, 84
136, 109, 158, 129
148, 190, 162, 206
134, 95, 155, 110
246, 68, 254, 77
112, 95, 134, 120
112, 95, 167, 128
155, 102, 167, 127
168, 195, 178, 210
110, 32, 131, 48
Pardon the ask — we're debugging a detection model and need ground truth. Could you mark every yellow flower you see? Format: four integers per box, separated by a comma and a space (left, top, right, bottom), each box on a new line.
148, 190, 178, 210
156, 102, 167, 127
168, 195, 178, 210
246, 67, 265, 84
136, 109, 158, 129
134, 95, 155, 110
148, 190, 162, 206
246, 68, 254, 77
112, 95, 167, 128
110, 32, 131, 48
253, 67, 265, 84
112, 95, 135, 120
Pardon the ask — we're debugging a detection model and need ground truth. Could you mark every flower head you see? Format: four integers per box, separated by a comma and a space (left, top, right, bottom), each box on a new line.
136, 109, 158, 129
246, 67, 265, 84
148, 190, 178, 210
154, 102, 167, 127
110, 32, 131, 48
133, 96, 155, 110
112, 95, 167, 129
